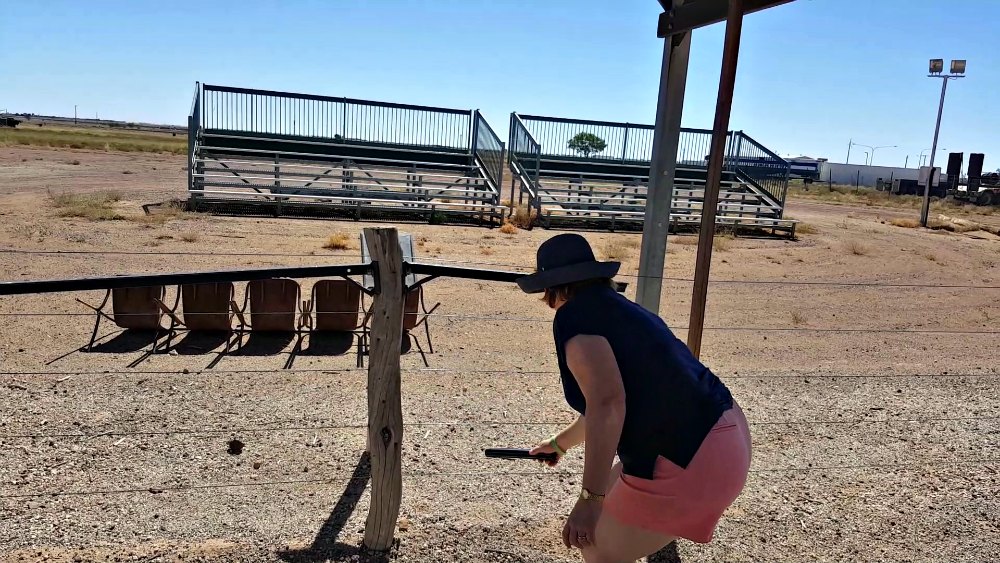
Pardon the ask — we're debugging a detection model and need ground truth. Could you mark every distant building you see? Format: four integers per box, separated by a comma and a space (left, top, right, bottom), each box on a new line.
815, 162, 939, 188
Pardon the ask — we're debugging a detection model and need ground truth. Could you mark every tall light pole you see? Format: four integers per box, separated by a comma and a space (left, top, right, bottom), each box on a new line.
919, 147, 947, 167
862, 150, 870, 166
920, 59, 965, 227
869, 144, 897, 166
847, 140, 873, 164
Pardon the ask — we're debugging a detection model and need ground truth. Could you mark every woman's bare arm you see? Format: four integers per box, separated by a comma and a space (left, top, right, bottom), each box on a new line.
566, 334, 626, 495
555, 414, 586, 451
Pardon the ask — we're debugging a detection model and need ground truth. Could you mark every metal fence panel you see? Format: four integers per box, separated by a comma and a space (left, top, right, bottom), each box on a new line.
731, 131, 790, 204
517, 114, 715, 165
472, 111, 504, 193
200, 85, 472, 151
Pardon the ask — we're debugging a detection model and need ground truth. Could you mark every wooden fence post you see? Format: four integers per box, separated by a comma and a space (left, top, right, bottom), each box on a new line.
362, 227, 405, 551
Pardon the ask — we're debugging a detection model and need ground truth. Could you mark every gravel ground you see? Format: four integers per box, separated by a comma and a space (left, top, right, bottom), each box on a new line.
1, 147, 998, 562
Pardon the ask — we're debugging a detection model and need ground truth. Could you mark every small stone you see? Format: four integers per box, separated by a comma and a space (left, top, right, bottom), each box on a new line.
398, 517, 411, 531
253, 461, 262, 470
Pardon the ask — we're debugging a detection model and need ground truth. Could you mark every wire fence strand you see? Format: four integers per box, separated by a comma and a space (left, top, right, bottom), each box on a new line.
3, 248, 998, 290
3, 368, 999, 379
4, 459, 998, 499
5, 415, 998, 440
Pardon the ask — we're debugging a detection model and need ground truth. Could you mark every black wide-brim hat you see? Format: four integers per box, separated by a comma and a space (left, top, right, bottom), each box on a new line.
517, 233, 620, 294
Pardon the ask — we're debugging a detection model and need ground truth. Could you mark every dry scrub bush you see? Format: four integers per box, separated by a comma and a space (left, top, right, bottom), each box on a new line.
499, 222, 519, 235
479, 247, 494, 256
795, 223, 818, 234
601, 239, 634, 260
136, 200, 191, 226
323, 232, 353, 250
49, 190, 124, 221
508, 205, 538, 229
890, 218, 920, 228
672, 236, 699, 246
844, 240, 870, 256
790, 311, 807, 326
713, 235, 734, 252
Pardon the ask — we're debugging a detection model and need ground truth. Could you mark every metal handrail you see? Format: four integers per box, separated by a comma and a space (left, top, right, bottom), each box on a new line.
516, 112, 714, 135
471, 110, 505, 195
202, 84, 470, 116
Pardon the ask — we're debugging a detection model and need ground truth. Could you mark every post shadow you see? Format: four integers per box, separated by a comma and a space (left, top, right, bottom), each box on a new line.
279, 452, 392, 563
647, 541, 682, 563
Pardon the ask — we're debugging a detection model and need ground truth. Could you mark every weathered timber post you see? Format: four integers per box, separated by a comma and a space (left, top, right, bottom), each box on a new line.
362, 227, 405, 551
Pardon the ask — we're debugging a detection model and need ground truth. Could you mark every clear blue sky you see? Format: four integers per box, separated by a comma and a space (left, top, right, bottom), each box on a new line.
2, 0, 997, 170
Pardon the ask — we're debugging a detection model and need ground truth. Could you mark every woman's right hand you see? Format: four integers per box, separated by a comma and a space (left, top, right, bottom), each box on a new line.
530, 438, 564, 467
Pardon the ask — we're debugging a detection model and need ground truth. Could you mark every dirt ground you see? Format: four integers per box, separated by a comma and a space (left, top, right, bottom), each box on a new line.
1, 147, 998, 563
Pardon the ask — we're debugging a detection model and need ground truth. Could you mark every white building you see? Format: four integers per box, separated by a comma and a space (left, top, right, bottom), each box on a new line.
816, 162, 940, 188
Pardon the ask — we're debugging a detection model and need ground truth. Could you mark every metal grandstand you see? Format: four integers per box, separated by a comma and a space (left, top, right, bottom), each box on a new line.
508, 112, 796, 235
187, 83, 506, 226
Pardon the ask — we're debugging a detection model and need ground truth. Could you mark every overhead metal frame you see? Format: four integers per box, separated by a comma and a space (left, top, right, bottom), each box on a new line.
639, 0, 796, 357
657, 0, 793, 37
0, 264, 373, 296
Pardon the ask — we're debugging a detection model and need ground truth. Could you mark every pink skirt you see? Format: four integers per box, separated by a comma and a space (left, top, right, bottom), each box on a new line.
603, 405, 751, 543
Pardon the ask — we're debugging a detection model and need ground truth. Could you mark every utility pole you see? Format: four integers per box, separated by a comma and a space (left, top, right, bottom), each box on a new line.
74, 105, 78, 124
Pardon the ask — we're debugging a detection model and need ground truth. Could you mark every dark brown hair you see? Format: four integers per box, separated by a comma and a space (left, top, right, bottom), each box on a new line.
542, 277, 616, 308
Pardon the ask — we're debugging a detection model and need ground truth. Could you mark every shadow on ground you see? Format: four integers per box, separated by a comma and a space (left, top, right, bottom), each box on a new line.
648, 542, 682, 562
279, 452, 396, 563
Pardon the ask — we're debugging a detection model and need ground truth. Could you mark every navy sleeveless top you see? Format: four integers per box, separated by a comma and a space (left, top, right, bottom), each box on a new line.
553, 285, 733, 479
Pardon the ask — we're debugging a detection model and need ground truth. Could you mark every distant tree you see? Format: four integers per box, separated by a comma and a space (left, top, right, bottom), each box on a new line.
567, 132, 607, 158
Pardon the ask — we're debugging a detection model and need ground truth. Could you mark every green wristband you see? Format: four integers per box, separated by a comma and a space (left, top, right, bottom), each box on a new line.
549, 436, 567, 456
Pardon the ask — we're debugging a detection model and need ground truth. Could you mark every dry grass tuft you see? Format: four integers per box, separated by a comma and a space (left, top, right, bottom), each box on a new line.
844, 240, 871, 256
601, 239, 634, 260
922, 252, 938, 262
713, 234, 734, 252
322, 232, 353, 251
507, 205, 538, 229
136, 199, 191, 225
791, 311, 807, 326
890, 218, 921, 229
499, 222, 519, 235
795, 222, 819, 235
180, 232, 199, 243
672, 236, 700, 246
49, 190, 125, 221
928, 218, 983, 234
69, 160, 81, 166
479, 246, 494, 256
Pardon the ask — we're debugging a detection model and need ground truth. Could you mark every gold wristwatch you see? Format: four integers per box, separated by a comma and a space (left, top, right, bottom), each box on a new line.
580, 487, 605, 502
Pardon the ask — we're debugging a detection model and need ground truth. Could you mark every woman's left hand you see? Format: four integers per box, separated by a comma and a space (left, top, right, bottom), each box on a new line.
563, 498, 602, 549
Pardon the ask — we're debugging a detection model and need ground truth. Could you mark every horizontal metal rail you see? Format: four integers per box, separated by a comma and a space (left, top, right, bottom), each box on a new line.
195, 173, 488, 192
197, 159, 483, 180
197, 190, 502, 209
0, 264, 372, 296
197, 145, 477, 171
201, 133, 470, 158
200, 185, 497, 204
